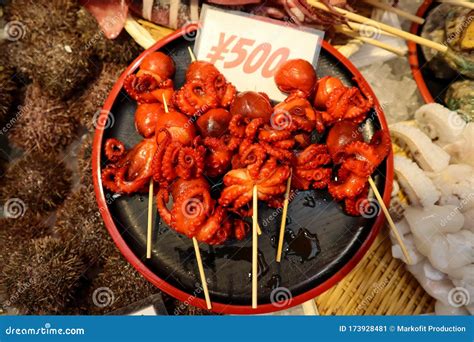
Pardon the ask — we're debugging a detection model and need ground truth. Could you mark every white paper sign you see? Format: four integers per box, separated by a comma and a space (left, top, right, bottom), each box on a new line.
194, 5, 324, 101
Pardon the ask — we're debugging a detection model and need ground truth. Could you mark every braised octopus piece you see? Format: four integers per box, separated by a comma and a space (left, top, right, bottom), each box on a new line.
102, 137, 157, 194
151, 129, 205, 186
185, 61, 220, 81
328, 130, 391, 215
124, 52, 175, 104
202, 136, 234, 178
196, 108, 232, 138
292, 144, 332, 191
315, 76, 374, 125
314, 76, 344, 110
230, 116, 295, 166
155, 109, 196, 145
174, 62, 236, 115
156, 177, 243, 244
274, 59, 317, 96
230, 91, 273, 122
135, 103, 164, 138
273, 93, 325, 133
326, 120, 363, 164
219, 158, 291, 216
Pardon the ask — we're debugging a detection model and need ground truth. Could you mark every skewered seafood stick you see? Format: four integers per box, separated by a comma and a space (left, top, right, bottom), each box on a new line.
146, 180, 154, 259
193, 238, 212, 309
276, 172, 292, 262
162, 94, 213, 309
362, 0, 425, 24
252, 185, 259, 309
184, 45, 265, 240
308, 0, 448, 53
368, 177, 412, 264
436, 0, 474, 9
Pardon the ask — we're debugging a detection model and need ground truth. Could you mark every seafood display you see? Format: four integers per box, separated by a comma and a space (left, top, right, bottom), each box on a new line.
414, 1, 474, 120
100, 53, 390, 244
390, 103, 474, 315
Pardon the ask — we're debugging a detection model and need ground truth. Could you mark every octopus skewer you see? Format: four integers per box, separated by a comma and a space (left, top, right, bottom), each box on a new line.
146, 180, 154, 259
276, 172, 292, 263
162, 94, 213, 309
252, 185, 259, 309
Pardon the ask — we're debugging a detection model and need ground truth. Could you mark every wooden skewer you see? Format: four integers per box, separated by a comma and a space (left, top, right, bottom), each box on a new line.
335, 26, 406, 56
146, 180, 154, 259
163, 93, 212, 309
308, 0, 448, 53
192, 237, 212, 309
252, 185, 259, 309
362, 0, 425, 24
302, 299, 319, 315
368, 176, 412, 264
188, 46, 197, 62
276, 173, 292, 262
436, 0, 474, 9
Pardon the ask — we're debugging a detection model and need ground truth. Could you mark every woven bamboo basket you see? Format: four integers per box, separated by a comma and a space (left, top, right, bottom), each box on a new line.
124, 15, 435, 315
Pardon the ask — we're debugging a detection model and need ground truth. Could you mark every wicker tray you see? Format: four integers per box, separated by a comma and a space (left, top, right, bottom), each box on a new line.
124, 16, 434, 316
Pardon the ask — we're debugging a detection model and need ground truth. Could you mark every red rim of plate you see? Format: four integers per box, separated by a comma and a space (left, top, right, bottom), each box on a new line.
408, 0, 435, 104
92, 23, 394, 314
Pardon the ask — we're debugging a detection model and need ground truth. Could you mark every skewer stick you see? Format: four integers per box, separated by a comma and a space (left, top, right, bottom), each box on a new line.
192, 237, 212, 309
162, 93, 212, 309
308, 0, 448, 53
362, 0, 425, 24
347, 21, 397, 38
436, 0, 474, 9
335, 26, 406, 56
368, 176, 412, 264
188, 46, 197, 62
146, 180, 154, 259
252, 185, 259, 308
276, 173, 292, 262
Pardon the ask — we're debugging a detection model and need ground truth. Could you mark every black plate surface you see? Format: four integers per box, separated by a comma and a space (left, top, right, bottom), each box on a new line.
99, 36, 388, 308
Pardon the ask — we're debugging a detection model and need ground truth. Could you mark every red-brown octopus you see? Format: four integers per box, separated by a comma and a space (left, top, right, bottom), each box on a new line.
173, 61, 236, 116
314, 76, 374, 125
156, 177, 248, 244
327, 121, 391, 216
124, 52, 175, 104
102, 137, 157, 194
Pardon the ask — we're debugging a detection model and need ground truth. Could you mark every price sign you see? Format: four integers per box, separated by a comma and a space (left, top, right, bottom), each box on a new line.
194, 5, 324, 101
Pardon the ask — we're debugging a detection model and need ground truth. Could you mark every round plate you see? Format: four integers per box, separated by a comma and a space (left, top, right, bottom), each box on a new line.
408, 0, 458, 104
92, 24, 394, 314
